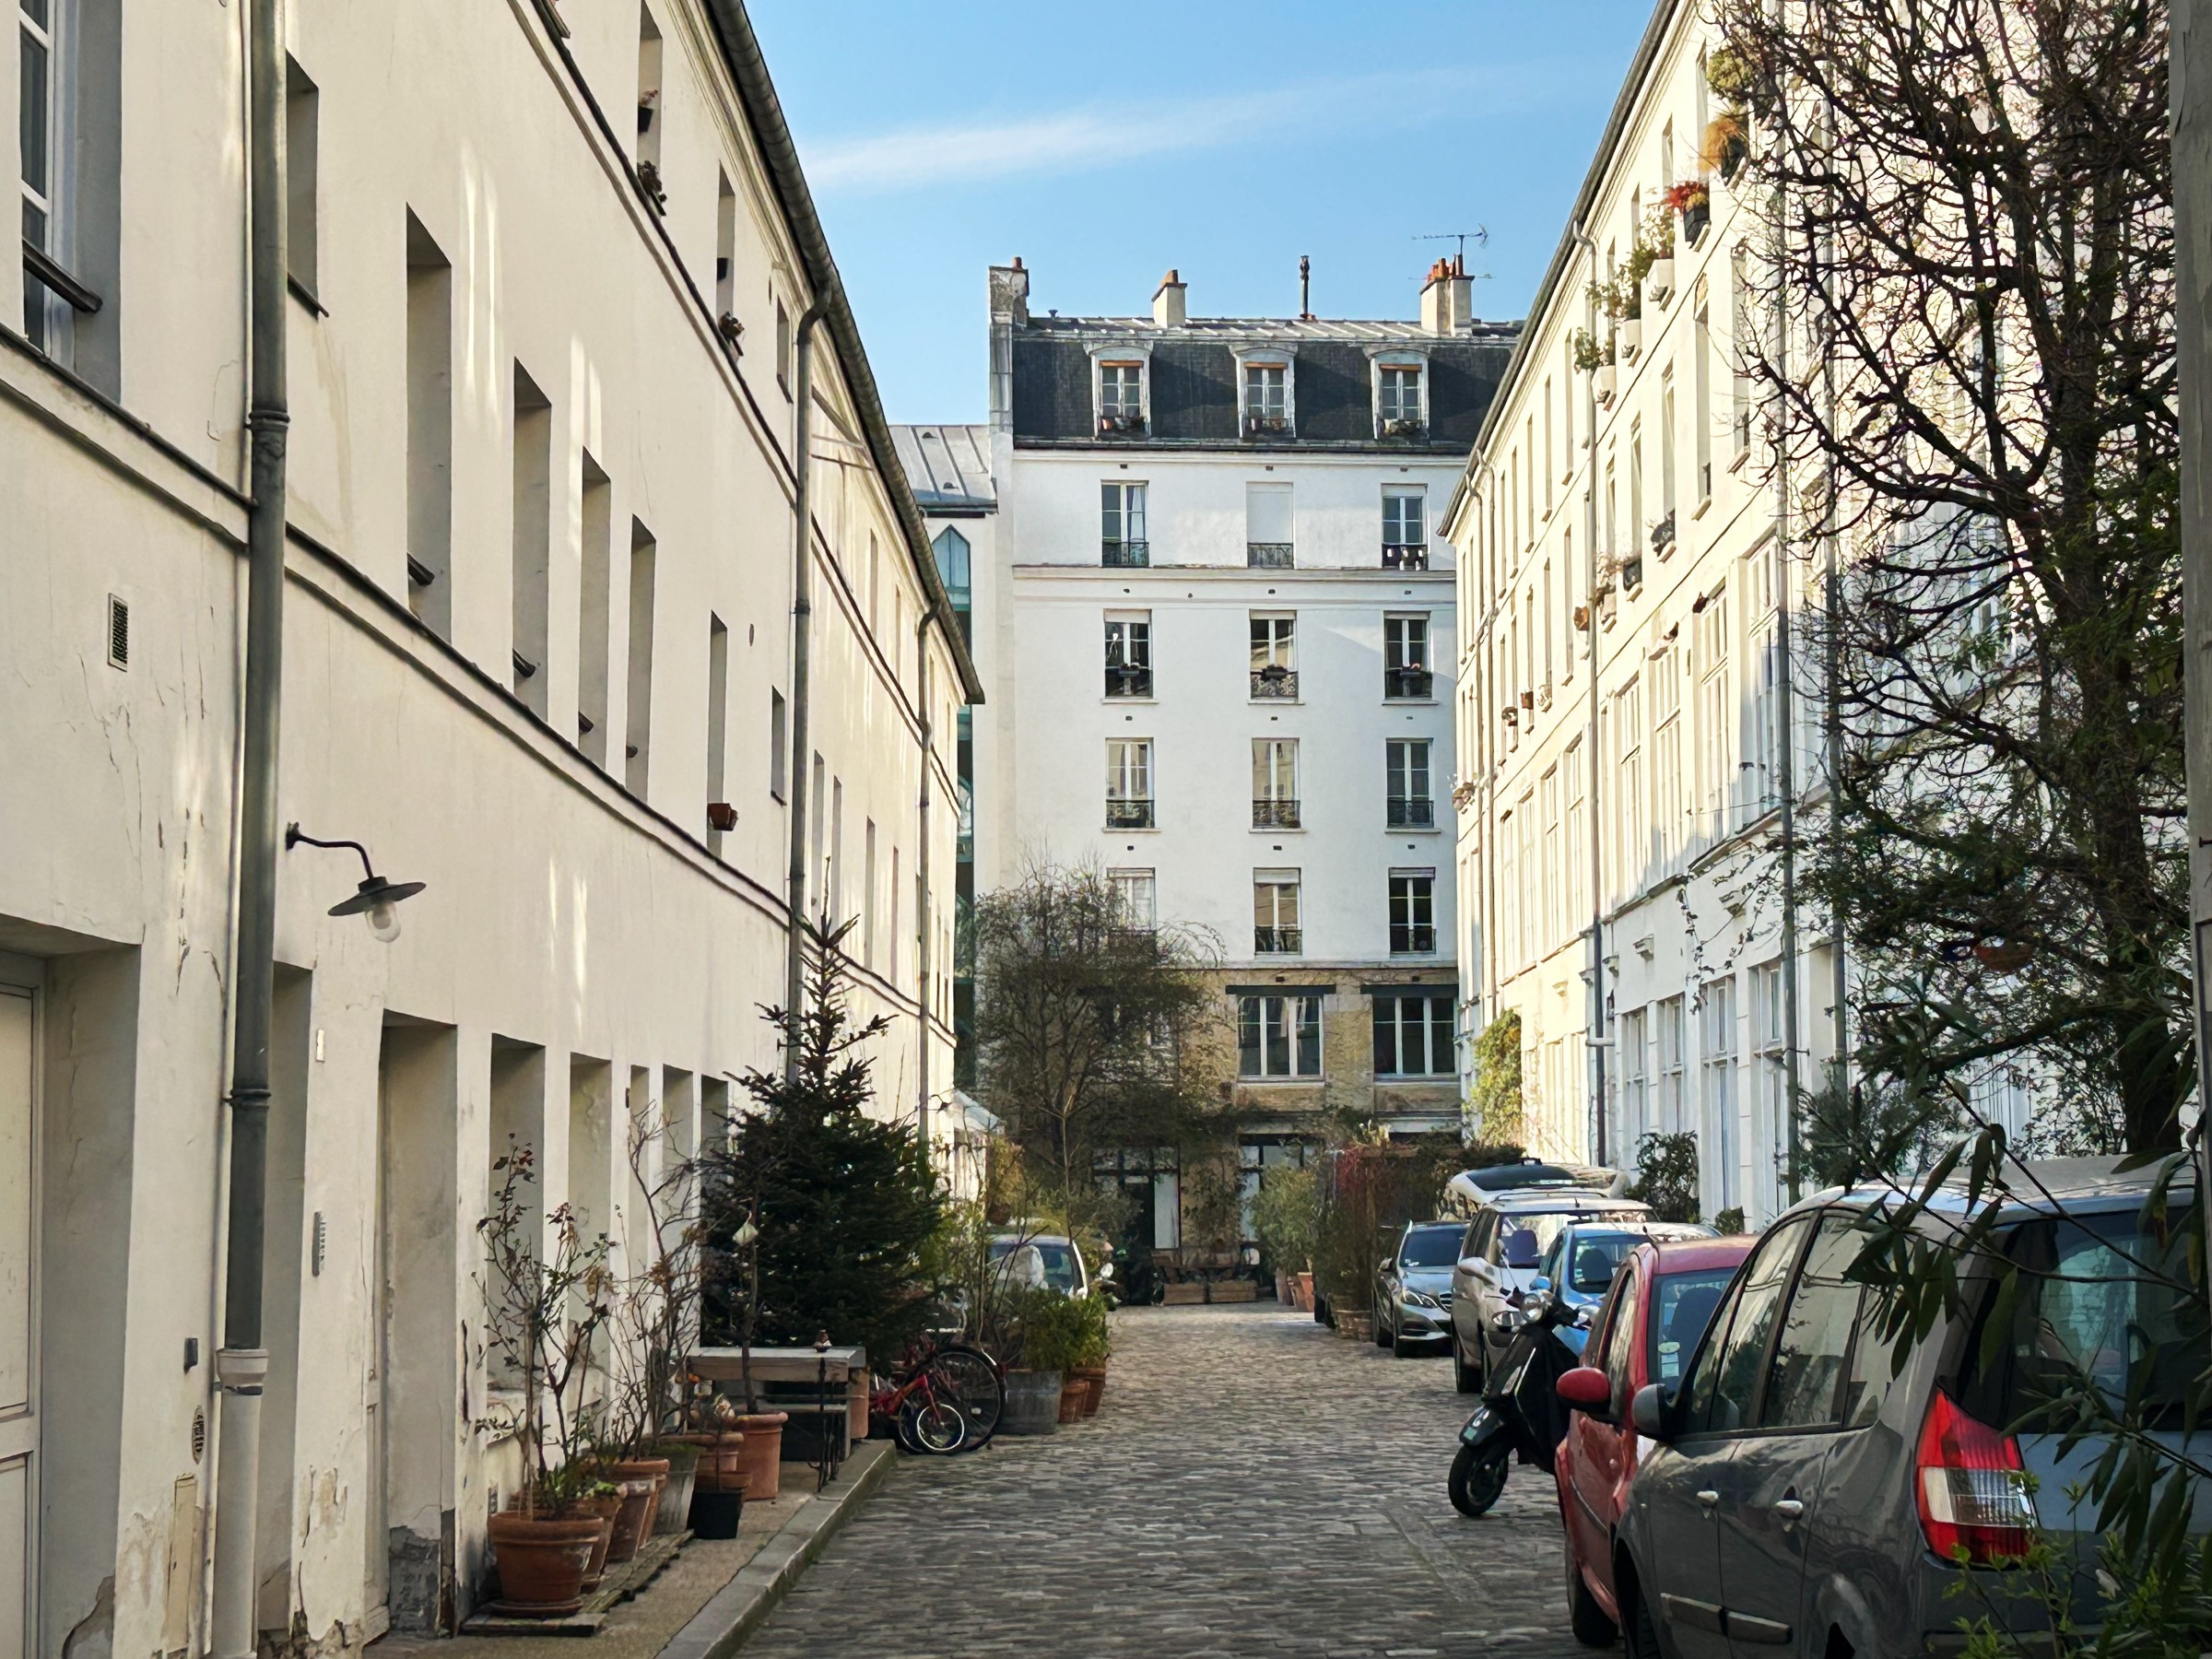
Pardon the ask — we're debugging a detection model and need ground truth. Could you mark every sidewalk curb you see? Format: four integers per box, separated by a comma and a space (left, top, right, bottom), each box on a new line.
658, 1441, 894, 1659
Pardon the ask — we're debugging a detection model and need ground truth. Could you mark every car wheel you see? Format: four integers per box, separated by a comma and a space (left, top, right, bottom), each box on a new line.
1619, 1566, 1663, 1659
1373, 1310, 1393, 1348
1564, 1530, 1618, 1646
1392, 1324, 1416, 1358
1452, 1329, 1481, 1394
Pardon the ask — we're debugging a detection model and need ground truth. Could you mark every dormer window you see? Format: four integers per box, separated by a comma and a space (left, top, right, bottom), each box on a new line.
1098, 360, 1146, 434
1377, 363, 1426, 436
1243, 363, 1288, 435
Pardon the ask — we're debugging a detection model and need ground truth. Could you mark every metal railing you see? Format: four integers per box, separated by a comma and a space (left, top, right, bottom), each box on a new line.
1386, 796, 1435, 830
1246, 542, 1295, 569
1384, 666, 1434, 700
1250, 666, 1299, 700
1382, 543, 1430, 571
1105, 798, 1155, 830
1104, 665, 1154, 699
1254, 925, 1303, 955
1101, 539, 1150, 568
1252, 798, 1300, 830
1390, 924, 1437, 955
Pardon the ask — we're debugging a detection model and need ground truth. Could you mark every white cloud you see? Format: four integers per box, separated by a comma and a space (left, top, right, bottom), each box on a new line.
803, 65, 1553, 195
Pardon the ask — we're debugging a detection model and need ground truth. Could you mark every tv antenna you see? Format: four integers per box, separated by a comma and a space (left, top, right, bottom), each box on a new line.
1416, 229, 1492, 282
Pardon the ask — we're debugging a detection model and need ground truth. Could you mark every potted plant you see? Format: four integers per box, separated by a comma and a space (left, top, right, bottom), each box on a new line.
1000, 1286, 1074, 1435
1665, 179, 1712, 249
1701, 111, 1749, 183
1065, 1291, 1112, 1417
476, 1143, 620, 1616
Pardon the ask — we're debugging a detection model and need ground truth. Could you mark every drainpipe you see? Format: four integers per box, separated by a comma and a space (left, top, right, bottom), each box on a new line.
782, 298, 829, 1076
915, 613, 933, 1159
210, 2, 288, 1655
1773, 118, 1805, 1203
1571, 218, 1608, 1169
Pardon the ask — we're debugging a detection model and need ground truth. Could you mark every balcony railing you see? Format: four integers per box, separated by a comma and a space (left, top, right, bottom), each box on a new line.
1102, 539, 1150, 568
1386, 796, 1435, 830
1254, 925, 1303, 954
1382, 543, 1430, 571
1246, 542, 1295, 569
1104, 665, 1154, 699
1384, 666, 1434, 700
1106, 798, 1156, 830
1252, 797, 1300, 830
1390, 924, 1437, 955
1250, 665, 1299, 700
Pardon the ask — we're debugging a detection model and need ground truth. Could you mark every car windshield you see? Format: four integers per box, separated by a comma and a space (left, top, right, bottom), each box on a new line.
1649, 1266, 1736, 1386
1502, 1208, 1640, 1270
1959, 1206, 2202, 1426
1565, 1231, 1644, 1293
990, 1239, 1081, 1293
1401, 1226, 1463, 1268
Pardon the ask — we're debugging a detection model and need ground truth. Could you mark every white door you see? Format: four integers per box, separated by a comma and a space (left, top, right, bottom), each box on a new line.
0, 989, 38, 1659
364, 1065, 389, 1630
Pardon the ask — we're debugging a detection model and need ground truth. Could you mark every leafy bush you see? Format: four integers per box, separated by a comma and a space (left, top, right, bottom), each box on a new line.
1624, 1131, 1700, 1223
1470, 1011, 1524, 1145
1248, 1163, 1319, 1277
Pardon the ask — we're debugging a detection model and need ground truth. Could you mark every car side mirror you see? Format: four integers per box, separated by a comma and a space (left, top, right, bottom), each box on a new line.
1630, 1382, 1677, 1442
1557, 1366, 1612, 1416
1381, 1256, 1396, 1275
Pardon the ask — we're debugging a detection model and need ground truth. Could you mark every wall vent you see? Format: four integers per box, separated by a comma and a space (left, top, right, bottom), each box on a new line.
106, 594, 129, 668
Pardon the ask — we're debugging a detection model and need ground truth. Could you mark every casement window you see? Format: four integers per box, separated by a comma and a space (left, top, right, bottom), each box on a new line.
1250, 612, 1296, 699
1242, 361, 1290, 433
1618, 1007, 1649, 1143
1101, 481, 1148, 566
1731, 246, 1753, 460
1540, 768, 1561, 945
1098, 360, 1146, 432
1651, 645, 1682, 871
1384, 613, 1431, 700
1701, 976, 1739, 1208
1388, 870, 1436, 956
1109, 867, 1157, 929
1658, 366, 1678, 547
1385, 739, 1432, 830
1105, 738, 1153, 830
1253, 869, 1301, 954
1656, 994, 1687, 1133
1238, 992, 1322, 1077
1497, 805, 1520, 971
1751, 960, 1787, 1180
1382, 488, 1428, 569
1251, 741, 1299, 830
1564, 742, 1586, 924
1246, 480, 1294, 568
1694, 297, 1714, 504
1376, 362, 1425, 432
1695, 584, 1732, 834
1614, 677, 1643, 897
1630, 418, 1646, 558
1104, 610, 1152, 699
1373, 993, 1454, 1077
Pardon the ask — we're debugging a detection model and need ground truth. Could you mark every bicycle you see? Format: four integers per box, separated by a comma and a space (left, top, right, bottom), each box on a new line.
869, 1339, 1006, 1455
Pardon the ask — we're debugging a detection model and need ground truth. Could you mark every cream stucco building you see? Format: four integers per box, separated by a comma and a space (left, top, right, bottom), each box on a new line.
2, 2, 974, 1655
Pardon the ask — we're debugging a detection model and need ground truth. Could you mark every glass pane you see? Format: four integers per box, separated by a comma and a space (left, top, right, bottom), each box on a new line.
1265, 998, 1289, 1076
1373, 1003, 1395, 1076
1238, 998, 1263, 1076
1760, 1214, 1863, 1430
1409, 741, 1430, 794
1101, 484, 1119, 541
1295, 996, 1321, 1074
1649, 1266, 1738, 1388
1126, 485, 1146, 540
1697, 1216, 1812, 1433
1431, 1000, 1454, 1072
21, 28, 49, 198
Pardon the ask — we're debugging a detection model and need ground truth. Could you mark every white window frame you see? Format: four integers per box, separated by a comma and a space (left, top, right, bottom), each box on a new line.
1101, 480, 1148, 561
1388, 868, 1436, 956
1373, 992, 1455, 1078
1089, 342, 1153, 434
1369, 347, 1430, 436
1239, 992, 1323, 1078
1234, 345, 1296, 436
1104, 609, 1152, 699
1382, 487, 1428, 560
1700, 976, 1738, 1210
1253, 868, 1301, 955
1109, 867, 1157, 929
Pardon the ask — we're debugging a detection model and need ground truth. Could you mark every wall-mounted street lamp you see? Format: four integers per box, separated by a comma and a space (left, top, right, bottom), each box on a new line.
284, 824, 427, 942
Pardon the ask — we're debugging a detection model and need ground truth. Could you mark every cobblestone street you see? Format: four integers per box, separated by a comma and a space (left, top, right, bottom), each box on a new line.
742, 1302, 1593, 1659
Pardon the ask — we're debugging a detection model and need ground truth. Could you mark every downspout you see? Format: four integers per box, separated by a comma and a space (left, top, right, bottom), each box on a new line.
782, 299, 829, 1075
1773, 96, 1805, 1203
915, 610, 933, 1161
1572, 218, 1608, 1169
211, 1, 288, 1654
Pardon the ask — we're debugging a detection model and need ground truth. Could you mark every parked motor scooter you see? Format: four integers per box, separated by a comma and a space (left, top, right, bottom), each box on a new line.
1447, 1288, 1580, 1517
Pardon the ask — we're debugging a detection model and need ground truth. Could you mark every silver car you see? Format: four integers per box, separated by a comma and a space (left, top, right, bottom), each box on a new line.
1448, 1188, 1651, 1394
1373, 1221, 1466, 1357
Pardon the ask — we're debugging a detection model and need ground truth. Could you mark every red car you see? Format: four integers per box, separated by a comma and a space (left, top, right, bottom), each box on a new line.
1552, 1234, 1758, 1645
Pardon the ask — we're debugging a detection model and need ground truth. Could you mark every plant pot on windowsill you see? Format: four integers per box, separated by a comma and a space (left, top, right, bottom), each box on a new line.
1618, 318, 1642, 361
487, 1511, 606, 1617
1594, 364, 1617, 406
1682, 202, 1711, 248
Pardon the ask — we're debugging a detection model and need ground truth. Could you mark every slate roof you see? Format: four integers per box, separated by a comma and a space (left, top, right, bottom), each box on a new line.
891, 423, 995, 512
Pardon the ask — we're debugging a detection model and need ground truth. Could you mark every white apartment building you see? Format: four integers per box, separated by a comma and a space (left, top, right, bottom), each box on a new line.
910, 260, 1515, 1244
2, 3, 974, 1655
1447, 0, 1825, 1225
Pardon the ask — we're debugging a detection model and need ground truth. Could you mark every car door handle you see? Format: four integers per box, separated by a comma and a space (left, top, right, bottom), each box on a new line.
1772, 1499, 1805, 1521
1696, 1489, 1719, 1509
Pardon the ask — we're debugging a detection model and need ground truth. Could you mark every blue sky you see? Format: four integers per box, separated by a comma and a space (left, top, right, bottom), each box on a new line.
749, 1, 1656, 426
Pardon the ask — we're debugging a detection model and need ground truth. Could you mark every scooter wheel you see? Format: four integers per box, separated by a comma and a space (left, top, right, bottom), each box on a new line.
1448, 1440, 1508, 1517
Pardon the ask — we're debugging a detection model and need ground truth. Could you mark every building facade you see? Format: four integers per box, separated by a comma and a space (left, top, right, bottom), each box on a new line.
1, 3, 973, 1655
909, 261, 1513, 1242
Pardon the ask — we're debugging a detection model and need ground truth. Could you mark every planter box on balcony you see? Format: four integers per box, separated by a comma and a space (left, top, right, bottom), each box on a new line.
1594, 364, 1617, 406
1682, 202, 1712, 249
1618, 318, 1642, 361
1646, 257, 1675, 307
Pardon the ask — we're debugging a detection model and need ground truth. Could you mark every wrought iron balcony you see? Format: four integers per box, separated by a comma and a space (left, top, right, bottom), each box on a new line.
1105, 798, 1155, 830
1101, 539, 1150, 568
1254, 925, 1303, 955
1252, 798, 1300, 830
1104, 664, 1154, 699
1250, 665, 1299, 700
1387, 796, 1435, 830
1382, 543, 1430, 571
1384, 665, 1434, 700
1390, 924, 1437, 955
1246, 542, 1295, 569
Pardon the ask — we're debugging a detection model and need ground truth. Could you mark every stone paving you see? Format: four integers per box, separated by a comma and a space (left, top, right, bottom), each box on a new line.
739, 1301, 1594, 1659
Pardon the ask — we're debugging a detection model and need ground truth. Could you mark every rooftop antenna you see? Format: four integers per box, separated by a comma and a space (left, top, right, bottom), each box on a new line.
1299, 254, 1312, 320
1416, 229, 1493, 284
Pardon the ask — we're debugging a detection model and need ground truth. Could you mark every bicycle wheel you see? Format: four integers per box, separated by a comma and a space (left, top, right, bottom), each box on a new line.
901, 1397, 967, 1455
927, 1345, 1006, 1449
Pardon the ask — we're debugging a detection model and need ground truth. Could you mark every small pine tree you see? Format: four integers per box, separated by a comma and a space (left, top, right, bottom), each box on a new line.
706, 918, 947, 1368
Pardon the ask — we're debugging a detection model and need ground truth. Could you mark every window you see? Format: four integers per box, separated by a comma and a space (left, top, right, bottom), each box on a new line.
1687, 1215, 1814, 1434
1498, 806, 1519, 971
1694, 298, 1713, 503
1565, 743, 1586, 924
511, 363, 553, 715
1540, 767, 1561, 945
769, 688, 787, 802
1659, 366, 1678, 546
1247, 481, 1294, 567
889, 847, 901, 980
1253, 869, 1301, 954
1382, 488, 1428, 569
1377, 362, 1424, 431
1098, 360, 1145, 431
932, 526, 971, 602
1618, 1006, 1649, 1144
1250, 612, 1296, 699
635, 5, 663, 171
1238, 993, 1323, 1077
1731, 246, 1753, 459
863, 819, 878, 967
1104, 610, 1152, 698
625, 522, 656, 795
1615, 677, 1643, 898
1384, 613, 1432, 700
1388, 871, 1435, 955
406, 212, 454, 639
1242, 361, 1289, 432
1105, 738, 1153, 830
1543, 378, 1556, 511
1560, 343, 1575, 470
1385, 739, 1432, 830
1656, 994, 1686, 1133
1696, 585, 1732, 833
1374, 993, 1454, 1077
1748, 556, 1781, 817
1752, 960, 1788, 1191
1701, 975, 1738, 1210
578, 451, 613, 764
1252, 740, 1299, 830
1759, 1213, 1860, 1430
1649, 1264, 1736, 1389
715, 171, 737, 326
1629, 418, 1644, 561
706, 616, 730, 848
1651, 645, 1681, 870
1101, 482, 1148, 566
776, 298, 792, 394
20, 0, 60, 345
1109, 868, 1157, 929
286, 57, 319, 297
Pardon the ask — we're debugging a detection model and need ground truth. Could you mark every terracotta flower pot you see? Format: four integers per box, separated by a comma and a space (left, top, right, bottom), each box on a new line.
566, 1491, 620, 1588
488, 1511, 604, 1615
1296, 1271, 1314, 1312
1056, 1374, 1087, 1424
652, 1450, 698, 1536
696, 1431, 749, 1493
605, 1463, 665, 1564
735, 1412, 787, 1500
1069, 1364, 1105, 1417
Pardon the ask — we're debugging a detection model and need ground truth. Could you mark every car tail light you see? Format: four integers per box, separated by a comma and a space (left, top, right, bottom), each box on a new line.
1915, 1389, 2035, 1565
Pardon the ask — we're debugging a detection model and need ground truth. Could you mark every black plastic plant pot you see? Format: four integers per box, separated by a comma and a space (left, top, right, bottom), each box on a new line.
688, 1489, 743, 1539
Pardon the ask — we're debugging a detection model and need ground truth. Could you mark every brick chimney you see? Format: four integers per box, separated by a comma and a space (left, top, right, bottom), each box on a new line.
1420, 254, 1472, 334
1152, 268, 1186, 327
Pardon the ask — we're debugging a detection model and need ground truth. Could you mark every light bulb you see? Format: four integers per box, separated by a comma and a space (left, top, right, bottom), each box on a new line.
367, 900, 402, 943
